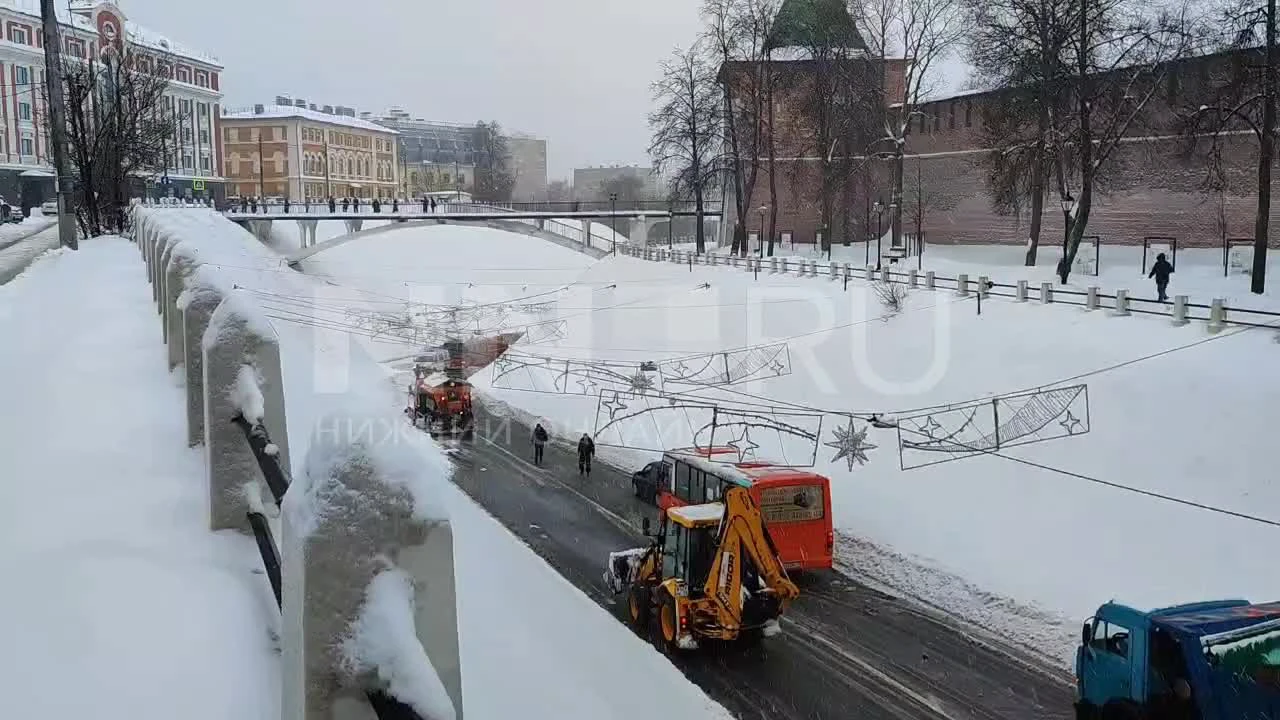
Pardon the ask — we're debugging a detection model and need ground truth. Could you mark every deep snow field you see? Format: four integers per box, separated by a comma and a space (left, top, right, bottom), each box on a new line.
0, 221, 733, 720
300, 221, 1280, 665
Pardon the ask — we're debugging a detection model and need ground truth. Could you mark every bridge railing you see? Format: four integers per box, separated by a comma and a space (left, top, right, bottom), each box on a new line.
135, 206, 464, 720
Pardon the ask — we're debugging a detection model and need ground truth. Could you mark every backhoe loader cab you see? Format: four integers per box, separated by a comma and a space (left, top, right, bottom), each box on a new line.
605, 486, 800, 653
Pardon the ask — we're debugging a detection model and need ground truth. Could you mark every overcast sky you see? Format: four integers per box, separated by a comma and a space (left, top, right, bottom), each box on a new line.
122, 0, 704, 179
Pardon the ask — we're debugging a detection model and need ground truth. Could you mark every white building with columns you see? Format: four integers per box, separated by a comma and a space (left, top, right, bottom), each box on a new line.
0, 0, 225, 209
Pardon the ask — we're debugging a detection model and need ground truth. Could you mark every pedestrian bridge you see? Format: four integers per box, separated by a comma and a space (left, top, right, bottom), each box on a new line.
217, 200, 723, 256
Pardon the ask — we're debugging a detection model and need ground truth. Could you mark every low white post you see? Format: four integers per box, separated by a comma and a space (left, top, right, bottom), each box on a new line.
164, 249, 197, 370
1041, 282, 1054, 304
957, 273, 971, 296
1208, 298, 1227, 333
842, 263, 852, 282
156, 235, 176, 311
780, 258, 789, 273
1172, 295, 1189, 326
770, 256, 779, 273
281, 427, 464, 720
1086, 286, 1100, 311
865, 264, 876, 281
1114, 289, 1130, 315
1016, 280, 1028, 302
879, 267, 890, 283
202, 292, 291, 532
925, 271, 936, 290
978, 275, 991, 299
908, 269, 918, 288
829, 261, 839, 280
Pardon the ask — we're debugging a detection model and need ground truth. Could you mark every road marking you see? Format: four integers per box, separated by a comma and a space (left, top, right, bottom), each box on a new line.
784, 616, 958, 719
475, 434, 642, 538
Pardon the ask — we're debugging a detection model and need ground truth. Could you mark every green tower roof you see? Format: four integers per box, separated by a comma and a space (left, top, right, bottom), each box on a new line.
765, 0, 868, 52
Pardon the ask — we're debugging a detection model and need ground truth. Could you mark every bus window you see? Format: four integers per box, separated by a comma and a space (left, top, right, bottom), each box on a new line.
676, 462, 691, 498
662, 461, 675, 492
689, 469, 705, 502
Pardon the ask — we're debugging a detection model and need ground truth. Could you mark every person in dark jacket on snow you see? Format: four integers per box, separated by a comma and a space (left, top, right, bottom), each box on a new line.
531, 423, 549, 465
577, 434, 595, 475
1148, 253, 1175, 302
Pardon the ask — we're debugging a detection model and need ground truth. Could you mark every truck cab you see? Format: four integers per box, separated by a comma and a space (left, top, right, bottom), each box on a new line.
1076, 599, 1280, 719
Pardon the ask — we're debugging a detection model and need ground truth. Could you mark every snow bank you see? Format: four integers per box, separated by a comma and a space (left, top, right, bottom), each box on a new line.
234, 364, 267, 423
0, 236, 278, 720
342, 568, 456, 720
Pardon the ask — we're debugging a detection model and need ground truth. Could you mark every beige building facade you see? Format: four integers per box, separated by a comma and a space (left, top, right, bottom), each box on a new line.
221, 103, 399, 200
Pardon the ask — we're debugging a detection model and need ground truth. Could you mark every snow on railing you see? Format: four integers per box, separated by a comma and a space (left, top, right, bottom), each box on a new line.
134, 206, 463, 720
618, 244, 1280, 332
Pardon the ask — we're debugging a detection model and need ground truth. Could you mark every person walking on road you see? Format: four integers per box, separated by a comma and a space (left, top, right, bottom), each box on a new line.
531, 422, 549, 466
577, 433, 595, 476
1148, 253, 1174, 302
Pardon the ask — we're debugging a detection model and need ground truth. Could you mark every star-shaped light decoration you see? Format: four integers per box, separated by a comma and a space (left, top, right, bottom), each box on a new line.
770, 360, 786, 376
602, 391, 629, 420
629, 371, 656, 395
825, 418, 877, 471
727, 428, 760, 462
917, 416, 943, 438
493, 354, 511, 374
1059, 410, 1082, 435
671, 360, 690, 377
576, 375, 599, 396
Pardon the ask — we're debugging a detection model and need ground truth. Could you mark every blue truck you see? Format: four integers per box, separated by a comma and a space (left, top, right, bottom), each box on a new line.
1075, 599, 1280, 719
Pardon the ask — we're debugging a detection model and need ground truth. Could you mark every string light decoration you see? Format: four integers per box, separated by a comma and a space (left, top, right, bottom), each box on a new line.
896, 384, 1091, 470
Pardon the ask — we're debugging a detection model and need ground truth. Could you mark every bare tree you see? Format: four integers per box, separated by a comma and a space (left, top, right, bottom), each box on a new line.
650, 41, 727, 254
1053, 0, 1196, 283
1181, 0, 1275, 293
967, 0, 1077, 265
471, 121, 515, 203
856, 0, 965, 252
46, 49, 182, 236
704, 0, 777, 256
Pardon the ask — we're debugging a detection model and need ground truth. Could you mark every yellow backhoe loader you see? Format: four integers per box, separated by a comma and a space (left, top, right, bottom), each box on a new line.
604, 485, 801, 652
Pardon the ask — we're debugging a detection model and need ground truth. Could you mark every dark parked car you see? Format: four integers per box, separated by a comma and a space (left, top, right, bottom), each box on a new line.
631, 461, 668, 504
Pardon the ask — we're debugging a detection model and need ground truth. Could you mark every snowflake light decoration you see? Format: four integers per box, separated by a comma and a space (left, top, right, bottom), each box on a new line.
825, 418, 877, 471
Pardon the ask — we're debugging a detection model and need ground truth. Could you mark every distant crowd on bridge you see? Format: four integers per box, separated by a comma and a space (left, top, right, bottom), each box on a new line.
226, 195, 451, 215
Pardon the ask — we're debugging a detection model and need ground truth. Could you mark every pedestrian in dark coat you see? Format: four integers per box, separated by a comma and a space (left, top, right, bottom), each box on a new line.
531, 423, 549, 466
392, 198, 399, 213
577, 434, 595, 476
1148, 253, 1175, 302
430, 197, 438, 212
372, 197, 381, 213
353, 197, 361, 211
422, 196, 429, 213
341, 197, 350, 211
328, 196, 336, 213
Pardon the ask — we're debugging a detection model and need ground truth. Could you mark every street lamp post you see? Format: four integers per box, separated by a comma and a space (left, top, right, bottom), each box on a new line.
882, 202, 897, 272
757, 205, 768, 257
609, 192, 618, 254
872, 200, 883, 268
257, 132, 265, 206
667, 200, 674, 248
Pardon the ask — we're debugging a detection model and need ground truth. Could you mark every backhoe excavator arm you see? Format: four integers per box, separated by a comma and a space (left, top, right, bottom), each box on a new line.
704, 486, 800, 625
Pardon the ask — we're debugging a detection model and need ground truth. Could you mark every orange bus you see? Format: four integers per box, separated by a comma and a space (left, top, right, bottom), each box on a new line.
630, 446, 834, 571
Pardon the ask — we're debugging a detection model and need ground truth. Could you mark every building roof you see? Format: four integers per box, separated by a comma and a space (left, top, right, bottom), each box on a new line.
4, 0, 222, 67
222, 106, 400, 135
765, 0, 867, 52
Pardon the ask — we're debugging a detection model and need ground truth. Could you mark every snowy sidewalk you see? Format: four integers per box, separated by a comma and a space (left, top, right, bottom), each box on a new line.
0, 237, 278, 719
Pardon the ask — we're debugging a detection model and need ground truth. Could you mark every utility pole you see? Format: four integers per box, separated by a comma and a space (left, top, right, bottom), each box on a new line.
39, 0, 76, 250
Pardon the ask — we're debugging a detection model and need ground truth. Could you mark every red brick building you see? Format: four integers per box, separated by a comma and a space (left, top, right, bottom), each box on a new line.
722, 5, 1279, 249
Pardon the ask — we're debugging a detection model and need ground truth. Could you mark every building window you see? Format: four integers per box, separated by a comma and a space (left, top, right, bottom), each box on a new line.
949, 101, 956, 129
277, 126, 286, 140
8, 25, 29, 45
15, 66, 29, 86
200, 155, 211, 170
182, 127, 192, 142
182, 154, 193, 170
199, 129, 209, 144
965, 100, 973, 128
20, 136, 33, 156
176, 66, 190, 83
198, 103, 208, 117
18, 102, 31, 121
195, 71, 208, 88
